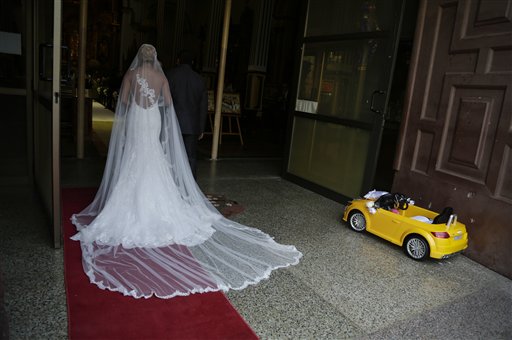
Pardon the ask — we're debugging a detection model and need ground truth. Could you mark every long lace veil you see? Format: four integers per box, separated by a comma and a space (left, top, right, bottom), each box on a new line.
71, 44, 302, 299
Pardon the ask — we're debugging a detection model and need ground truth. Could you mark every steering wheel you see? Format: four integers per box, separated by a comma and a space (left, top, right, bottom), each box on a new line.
393, 193, 409, 210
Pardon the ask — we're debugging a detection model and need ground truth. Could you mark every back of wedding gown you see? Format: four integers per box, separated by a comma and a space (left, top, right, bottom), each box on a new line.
71, 44, 302, 298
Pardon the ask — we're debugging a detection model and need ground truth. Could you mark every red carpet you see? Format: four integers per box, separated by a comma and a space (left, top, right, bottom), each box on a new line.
63, 188, 258, 340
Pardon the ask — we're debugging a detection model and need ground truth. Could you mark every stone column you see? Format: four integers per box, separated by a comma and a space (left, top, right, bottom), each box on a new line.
170, 0, 186, 65
245, 0, 274, 111
76, 0, 88, 159
118, 1, 131, 73
201, 0, 224, 89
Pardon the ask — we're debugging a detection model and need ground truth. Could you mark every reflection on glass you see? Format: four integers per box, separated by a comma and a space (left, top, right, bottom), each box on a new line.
288, 117, 370, 198
296, 52, 322, 114
296, 39, 387, 123
306, 0, 392, 36
298, 55, 318, 100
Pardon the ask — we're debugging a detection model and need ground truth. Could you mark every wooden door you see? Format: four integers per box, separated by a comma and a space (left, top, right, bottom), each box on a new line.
393, 0, 512, 278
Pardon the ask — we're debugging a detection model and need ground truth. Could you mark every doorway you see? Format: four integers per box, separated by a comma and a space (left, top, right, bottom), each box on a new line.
198, 0, 301, 159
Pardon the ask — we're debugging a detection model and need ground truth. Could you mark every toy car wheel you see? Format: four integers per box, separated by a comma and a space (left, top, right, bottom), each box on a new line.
404, 235, 429, 260
348, 211, 366, 232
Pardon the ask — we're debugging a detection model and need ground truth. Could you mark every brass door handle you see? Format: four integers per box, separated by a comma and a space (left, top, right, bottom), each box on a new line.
370, 90, 385, 114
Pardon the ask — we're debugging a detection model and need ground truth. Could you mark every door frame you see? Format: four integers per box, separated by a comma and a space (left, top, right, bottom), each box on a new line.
33, 0, 62, 248
51, 0, 62, 248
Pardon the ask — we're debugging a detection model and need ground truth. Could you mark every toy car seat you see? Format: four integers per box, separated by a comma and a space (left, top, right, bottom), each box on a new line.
432, 207, 454, 224
374, 193, 395, 210
374, 193, 410, 211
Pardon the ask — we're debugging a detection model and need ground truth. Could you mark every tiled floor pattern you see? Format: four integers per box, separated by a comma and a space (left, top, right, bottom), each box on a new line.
1, 158, 511, 339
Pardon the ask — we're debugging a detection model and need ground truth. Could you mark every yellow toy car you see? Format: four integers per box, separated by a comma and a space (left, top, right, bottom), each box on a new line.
342, 192, 468, 260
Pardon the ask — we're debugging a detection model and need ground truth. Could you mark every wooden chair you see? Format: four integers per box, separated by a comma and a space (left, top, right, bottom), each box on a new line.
219, 93, 243, 145
206, 91, 244, 145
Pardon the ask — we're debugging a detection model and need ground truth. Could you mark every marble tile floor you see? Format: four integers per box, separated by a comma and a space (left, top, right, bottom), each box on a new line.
1, 158, 511, 339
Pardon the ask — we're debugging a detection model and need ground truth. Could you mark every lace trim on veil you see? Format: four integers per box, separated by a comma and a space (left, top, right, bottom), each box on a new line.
136, 74, 156, 106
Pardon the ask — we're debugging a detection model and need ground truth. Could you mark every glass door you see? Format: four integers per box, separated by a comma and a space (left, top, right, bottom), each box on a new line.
34, 0, 62, 247
286, 0, 405, 201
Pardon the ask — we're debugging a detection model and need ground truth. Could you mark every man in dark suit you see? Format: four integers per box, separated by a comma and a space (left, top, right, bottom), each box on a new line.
166, 50, 208, 179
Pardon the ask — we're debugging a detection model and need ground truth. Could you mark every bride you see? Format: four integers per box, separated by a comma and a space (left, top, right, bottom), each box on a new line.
71, 44, 302, 299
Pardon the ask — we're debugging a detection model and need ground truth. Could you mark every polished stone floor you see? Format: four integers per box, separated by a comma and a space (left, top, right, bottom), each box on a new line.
1, 156, 511, 339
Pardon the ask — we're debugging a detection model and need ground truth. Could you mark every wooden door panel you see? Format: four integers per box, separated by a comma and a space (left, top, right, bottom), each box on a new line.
452, 0, 512, 50
393, 0, 512, 278
488, 47, 512, 73
436, 80, 505, 186
495, 146, 512, 201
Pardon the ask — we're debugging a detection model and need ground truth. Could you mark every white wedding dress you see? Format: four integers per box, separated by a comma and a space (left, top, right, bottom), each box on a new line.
73, 103, 218, 248
71, 44, 302, 299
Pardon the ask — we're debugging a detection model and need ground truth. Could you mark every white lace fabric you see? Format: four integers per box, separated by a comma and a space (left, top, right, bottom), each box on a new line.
71, 44, 302, 299
136, 73, 156, 106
